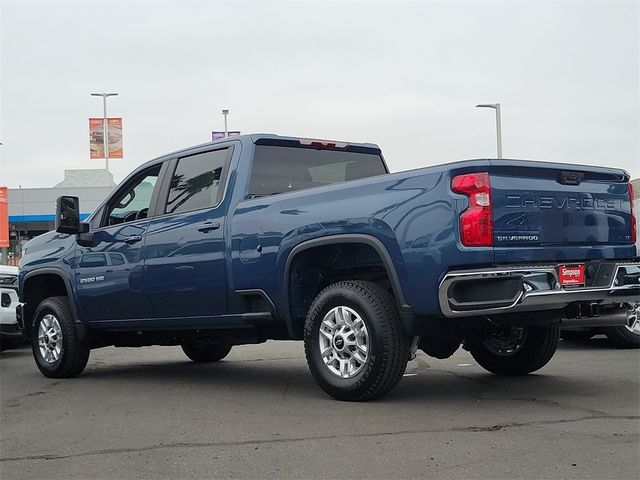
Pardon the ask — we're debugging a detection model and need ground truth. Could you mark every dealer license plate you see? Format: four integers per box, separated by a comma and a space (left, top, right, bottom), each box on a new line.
558, 264, 585, 286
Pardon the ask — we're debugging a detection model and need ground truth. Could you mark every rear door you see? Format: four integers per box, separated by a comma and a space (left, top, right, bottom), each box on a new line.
489, 160, 635, 262
142, 147, 232, 324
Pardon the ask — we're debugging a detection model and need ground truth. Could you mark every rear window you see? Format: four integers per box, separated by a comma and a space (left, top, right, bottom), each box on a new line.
248, 145, 387, 197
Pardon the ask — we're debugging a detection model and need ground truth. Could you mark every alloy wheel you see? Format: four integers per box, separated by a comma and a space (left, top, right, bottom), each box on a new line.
483, 326, 528, 356
625, 303, 640, 335
38, 314, 63, 364
318, 306, 370, 379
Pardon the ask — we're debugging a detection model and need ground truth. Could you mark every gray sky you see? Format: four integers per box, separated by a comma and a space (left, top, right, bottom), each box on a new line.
1, 0, 638, 188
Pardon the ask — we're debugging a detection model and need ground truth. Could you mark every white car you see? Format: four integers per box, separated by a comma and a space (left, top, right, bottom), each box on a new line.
0, 265, 23, 351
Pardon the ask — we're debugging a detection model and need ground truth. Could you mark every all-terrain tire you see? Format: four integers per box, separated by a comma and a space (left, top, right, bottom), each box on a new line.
470, 324, 560, 376
181, 343, 233, 362
304, 280, 409, 401
31, 296, 90, 378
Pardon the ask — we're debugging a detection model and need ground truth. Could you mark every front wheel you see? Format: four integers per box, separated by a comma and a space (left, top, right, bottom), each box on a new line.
304, 281, 409, 401
181, 342, 232, 362
469, 323, 560, 376
603, 303, 640, 348
31, 296, 90, 378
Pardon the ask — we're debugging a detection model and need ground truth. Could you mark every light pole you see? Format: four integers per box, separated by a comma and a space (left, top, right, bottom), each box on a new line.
91, 93, 118, 172
221, 109, 229, 137
476, 103, 502, 158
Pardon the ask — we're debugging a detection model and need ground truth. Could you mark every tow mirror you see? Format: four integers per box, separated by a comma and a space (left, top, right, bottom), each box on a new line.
55, 196, 88, 234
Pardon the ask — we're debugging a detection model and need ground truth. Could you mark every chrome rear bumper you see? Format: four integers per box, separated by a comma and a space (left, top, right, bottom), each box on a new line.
439, 262, 640, 318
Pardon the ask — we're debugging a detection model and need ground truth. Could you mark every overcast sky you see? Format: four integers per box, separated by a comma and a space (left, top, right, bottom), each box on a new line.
1, 0, 638, 188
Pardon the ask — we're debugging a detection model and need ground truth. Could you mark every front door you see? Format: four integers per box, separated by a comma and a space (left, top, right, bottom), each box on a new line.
143, 147, 232, 323
75, 164, 162, 324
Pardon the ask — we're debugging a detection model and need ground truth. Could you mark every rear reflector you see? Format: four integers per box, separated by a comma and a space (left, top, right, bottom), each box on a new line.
452, 172, 493, 247
630, 182, 637, 244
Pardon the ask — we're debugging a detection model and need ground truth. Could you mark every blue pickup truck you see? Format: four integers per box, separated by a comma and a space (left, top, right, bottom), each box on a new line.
18, 134, 639, 400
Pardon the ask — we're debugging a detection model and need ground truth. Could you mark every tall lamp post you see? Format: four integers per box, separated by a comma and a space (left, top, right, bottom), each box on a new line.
221, 109, 229, 137
91, 93, 118, 172
476, 103, 502, 158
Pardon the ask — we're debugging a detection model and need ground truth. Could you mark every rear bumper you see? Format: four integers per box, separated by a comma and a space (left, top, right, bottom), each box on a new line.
439, 261, 640, 320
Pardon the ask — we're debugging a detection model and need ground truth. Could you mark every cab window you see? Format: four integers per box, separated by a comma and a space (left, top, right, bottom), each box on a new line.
103, 165, 161, 227
165, 148, 230, 215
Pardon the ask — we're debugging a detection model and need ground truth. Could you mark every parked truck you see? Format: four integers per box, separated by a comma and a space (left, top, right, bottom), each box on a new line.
18, 134, 639, 400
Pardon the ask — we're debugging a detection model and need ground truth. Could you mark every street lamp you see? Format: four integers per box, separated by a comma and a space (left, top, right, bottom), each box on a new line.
221, 109, 229, 137
91, 93, 118, 172
476, 103, 502, 158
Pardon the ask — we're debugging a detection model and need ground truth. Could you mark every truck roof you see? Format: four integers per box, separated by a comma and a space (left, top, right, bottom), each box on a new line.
157, 133, 381, 162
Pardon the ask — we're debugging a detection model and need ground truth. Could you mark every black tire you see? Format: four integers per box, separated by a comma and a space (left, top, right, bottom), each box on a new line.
181, 343, 232, 362
603, 326, 640, 348
304, 280, 409, 401
469, 324, 560, 376
31, 296, 90, 378
603, 303, 640, 348
560, 329, 594, 341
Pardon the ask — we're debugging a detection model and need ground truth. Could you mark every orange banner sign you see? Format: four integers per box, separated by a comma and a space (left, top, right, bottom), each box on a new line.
89, 117, 123, 159
0, 186, 8, 248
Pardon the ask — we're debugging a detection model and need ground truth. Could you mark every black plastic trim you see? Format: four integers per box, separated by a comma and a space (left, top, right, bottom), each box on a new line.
22, 268, 81, 325
283, 234, 413, 337
236, 288, 279, 320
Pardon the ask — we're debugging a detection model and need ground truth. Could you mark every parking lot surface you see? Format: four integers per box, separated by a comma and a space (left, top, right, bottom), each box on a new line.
1, 338, 639, 479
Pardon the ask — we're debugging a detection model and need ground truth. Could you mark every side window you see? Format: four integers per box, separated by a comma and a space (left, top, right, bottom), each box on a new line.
165, 148, 229, 215
104, 165, 161, 227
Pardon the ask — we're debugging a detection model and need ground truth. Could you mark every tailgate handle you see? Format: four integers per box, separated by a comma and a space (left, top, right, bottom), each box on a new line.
558, 171, 584, 186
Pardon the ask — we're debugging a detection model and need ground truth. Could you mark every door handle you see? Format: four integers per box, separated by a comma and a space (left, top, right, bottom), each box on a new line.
175, 265, 194, 272
124, 235, 142, 244
197, 221, 220, 233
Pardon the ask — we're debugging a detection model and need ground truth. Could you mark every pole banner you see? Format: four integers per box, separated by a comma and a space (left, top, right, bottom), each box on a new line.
212, 131, 240, 141
90, 118, 123, 158
0, 187, 9, 248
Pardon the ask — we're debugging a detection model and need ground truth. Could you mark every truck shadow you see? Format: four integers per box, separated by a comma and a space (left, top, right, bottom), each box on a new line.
558, 337, 626, 350
83, 355, 322, 399
77, 354, 626, 406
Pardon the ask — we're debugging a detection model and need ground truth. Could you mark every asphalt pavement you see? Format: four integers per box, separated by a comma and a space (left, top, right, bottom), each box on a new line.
1, 338, 639, 479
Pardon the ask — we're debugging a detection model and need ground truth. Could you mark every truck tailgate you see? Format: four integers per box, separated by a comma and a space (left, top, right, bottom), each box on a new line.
489, 160, 634, 257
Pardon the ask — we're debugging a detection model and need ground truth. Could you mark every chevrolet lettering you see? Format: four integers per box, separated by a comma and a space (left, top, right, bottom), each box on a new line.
505, 194, 619, 210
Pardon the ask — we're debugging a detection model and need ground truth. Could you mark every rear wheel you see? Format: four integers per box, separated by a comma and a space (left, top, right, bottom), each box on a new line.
304, 280, 409, 401
181, 342, 232, 362
31, 296, 90, 378
469, 323, 560, 376
603, 303, 640, 348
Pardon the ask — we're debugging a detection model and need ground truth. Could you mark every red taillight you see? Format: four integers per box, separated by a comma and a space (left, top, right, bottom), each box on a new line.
629, 182, 636, 244
452, 172, 493, 247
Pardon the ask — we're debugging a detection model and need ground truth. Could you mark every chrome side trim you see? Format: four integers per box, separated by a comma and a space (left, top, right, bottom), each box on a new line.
439, 262, 640, 318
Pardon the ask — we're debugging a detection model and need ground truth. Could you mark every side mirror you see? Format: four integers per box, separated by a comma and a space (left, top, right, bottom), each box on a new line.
55, 196, 88, 234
